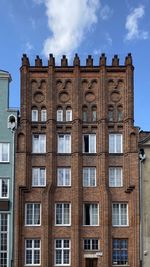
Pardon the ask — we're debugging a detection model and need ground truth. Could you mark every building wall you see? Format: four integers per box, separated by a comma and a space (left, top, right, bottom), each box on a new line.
139, 133, 150, 267
0, 70, 18, 267
14, 54, 140, 267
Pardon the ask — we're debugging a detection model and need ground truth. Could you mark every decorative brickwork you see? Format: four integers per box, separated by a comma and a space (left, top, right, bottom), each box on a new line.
14, 53, 140, 267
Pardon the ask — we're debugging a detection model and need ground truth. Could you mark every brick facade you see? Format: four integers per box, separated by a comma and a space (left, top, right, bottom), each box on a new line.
14, 53, 140, 267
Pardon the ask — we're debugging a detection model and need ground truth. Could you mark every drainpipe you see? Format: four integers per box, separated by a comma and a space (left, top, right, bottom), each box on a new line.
139, 148, 146, 267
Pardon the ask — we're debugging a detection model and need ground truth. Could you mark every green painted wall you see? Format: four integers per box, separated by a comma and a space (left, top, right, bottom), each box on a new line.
0, 70, 18, 267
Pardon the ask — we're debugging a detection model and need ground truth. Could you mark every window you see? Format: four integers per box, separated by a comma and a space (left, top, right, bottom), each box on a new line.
112, 239, 128, 265
117, 106, 123, 122
55, 239, 70, 266
108, 106, 114, 122
32, 134, 46, 153
84, 239, 99, 251
82, 106, 88, 122
25, 239, 41, 265
112, 203, 128, 226
57, 109, 63, 122
83, 204, 99, 226
109, 167, 123, 187
109, 134, 123, 153
0, 143, 9, 162
0, 213, 8, 267
32, 168, 46, 187
92, 106, 97, 122
58, 134, 71, 153
55, 203, 71, 226
0, 178, 9, 198
41, 109, 47, 122
32, 110, 38, 122
83, 134, 96, 153
66, 109, 72, 122
25, 203, 41, 226
57, 168, 71, 186
83, 168, 96, 187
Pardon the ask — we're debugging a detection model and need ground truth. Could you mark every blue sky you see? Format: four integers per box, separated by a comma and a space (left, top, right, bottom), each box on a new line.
0, 0, 150, 130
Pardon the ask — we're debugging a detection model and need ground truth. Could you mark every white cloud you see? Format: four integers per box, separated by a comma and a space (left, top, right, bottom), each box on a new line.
40, 0, 100, 58
25, 42, 34, 52
100, 4, 113, 20
105, 33, 112, 46
125, 5, 149, 41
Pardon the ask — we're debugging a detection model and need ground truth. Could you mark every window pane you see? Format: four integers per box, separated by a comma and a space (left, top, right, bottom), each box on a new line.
32, 110, 38, 122
66, 110, 72, 121
0, 144, 9, 162
57, 110, 63, 121
41, 110, 47, 122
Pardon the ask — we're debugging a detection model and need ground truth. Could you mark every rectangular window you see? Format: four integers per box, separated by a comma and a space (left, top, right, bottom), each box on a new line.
83, 134, 96, 153
83, 204, 99, 226
84, 239, 99, 251
25, 239, 41, 265
109, 167, 123, 187
41, 110, 47, 122
32, 110, 38, 122
0, 213, 8, 267
55, 239, 70, 266
66, 110, 72, 122
109, 134, 123, 153
57, 168, 71, 186
112, 239, 128, 265
0, 143, 9, 162
55, 203, 71, 226
32, 168, 46, 187
0, 178, 9, 198
58, 134, 71, 153
32, 134, 46, 153
112, 203, 128, 226
57, 110, 63, 122
25, 203, 41, 226
83, 167, 96, 187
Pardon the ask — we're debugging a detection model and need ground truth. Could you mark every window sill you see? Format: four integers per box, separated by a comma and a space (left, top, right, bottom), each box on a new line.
0, 161, 10, 164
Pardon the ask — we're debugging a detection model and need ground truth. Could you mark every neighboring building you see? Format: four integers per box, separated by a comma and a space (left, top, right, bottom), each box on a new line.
14, 53, 140, 267
139, 131, 150, 267
0, 70, 18, 267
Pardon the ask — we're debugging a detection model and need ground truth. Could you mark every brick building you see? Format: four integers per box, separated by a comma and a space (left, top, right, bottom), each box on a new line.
14, 53, 140, 267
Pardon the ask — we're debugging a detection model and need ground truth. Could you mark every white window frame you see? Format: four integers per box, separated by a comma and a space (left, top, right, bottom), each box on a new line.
66, 110, 72, 122
83, 167, 96, 187
55, 239, 71, 266
41, 109, 47, 122
83, 134, 96, 153
109, 134, 123, 153
32, 110, 38, 122
112, 203, 128, 227
83, 203, 99, 226
25, 203, 41, 226
109, 167, 123, 187
57, 109, 63, 122
0, 143, 10, 162
0, 213, 9, 267
32, 134, 46, 153
0, 178, 9, 198
55, 203, 71, 226
57, 168, 71, 187
83, 239, 99, 251
58, 134, 71, 153
25, 239, 41, 266
32, 167, 46, 187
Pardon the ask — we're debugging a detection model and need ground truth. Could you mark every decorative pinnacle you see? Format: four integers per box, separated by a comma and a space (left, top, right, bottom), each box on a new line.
22, 54, 30, 66
86, 55, 93, 67
73, 53, 80, 66
61, 55, 68, 66
48, 53, 55, 66
112, 54, 119, 66
125, 53, 133, 66
35, 55, 42, 66
99, 53, 106, 66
